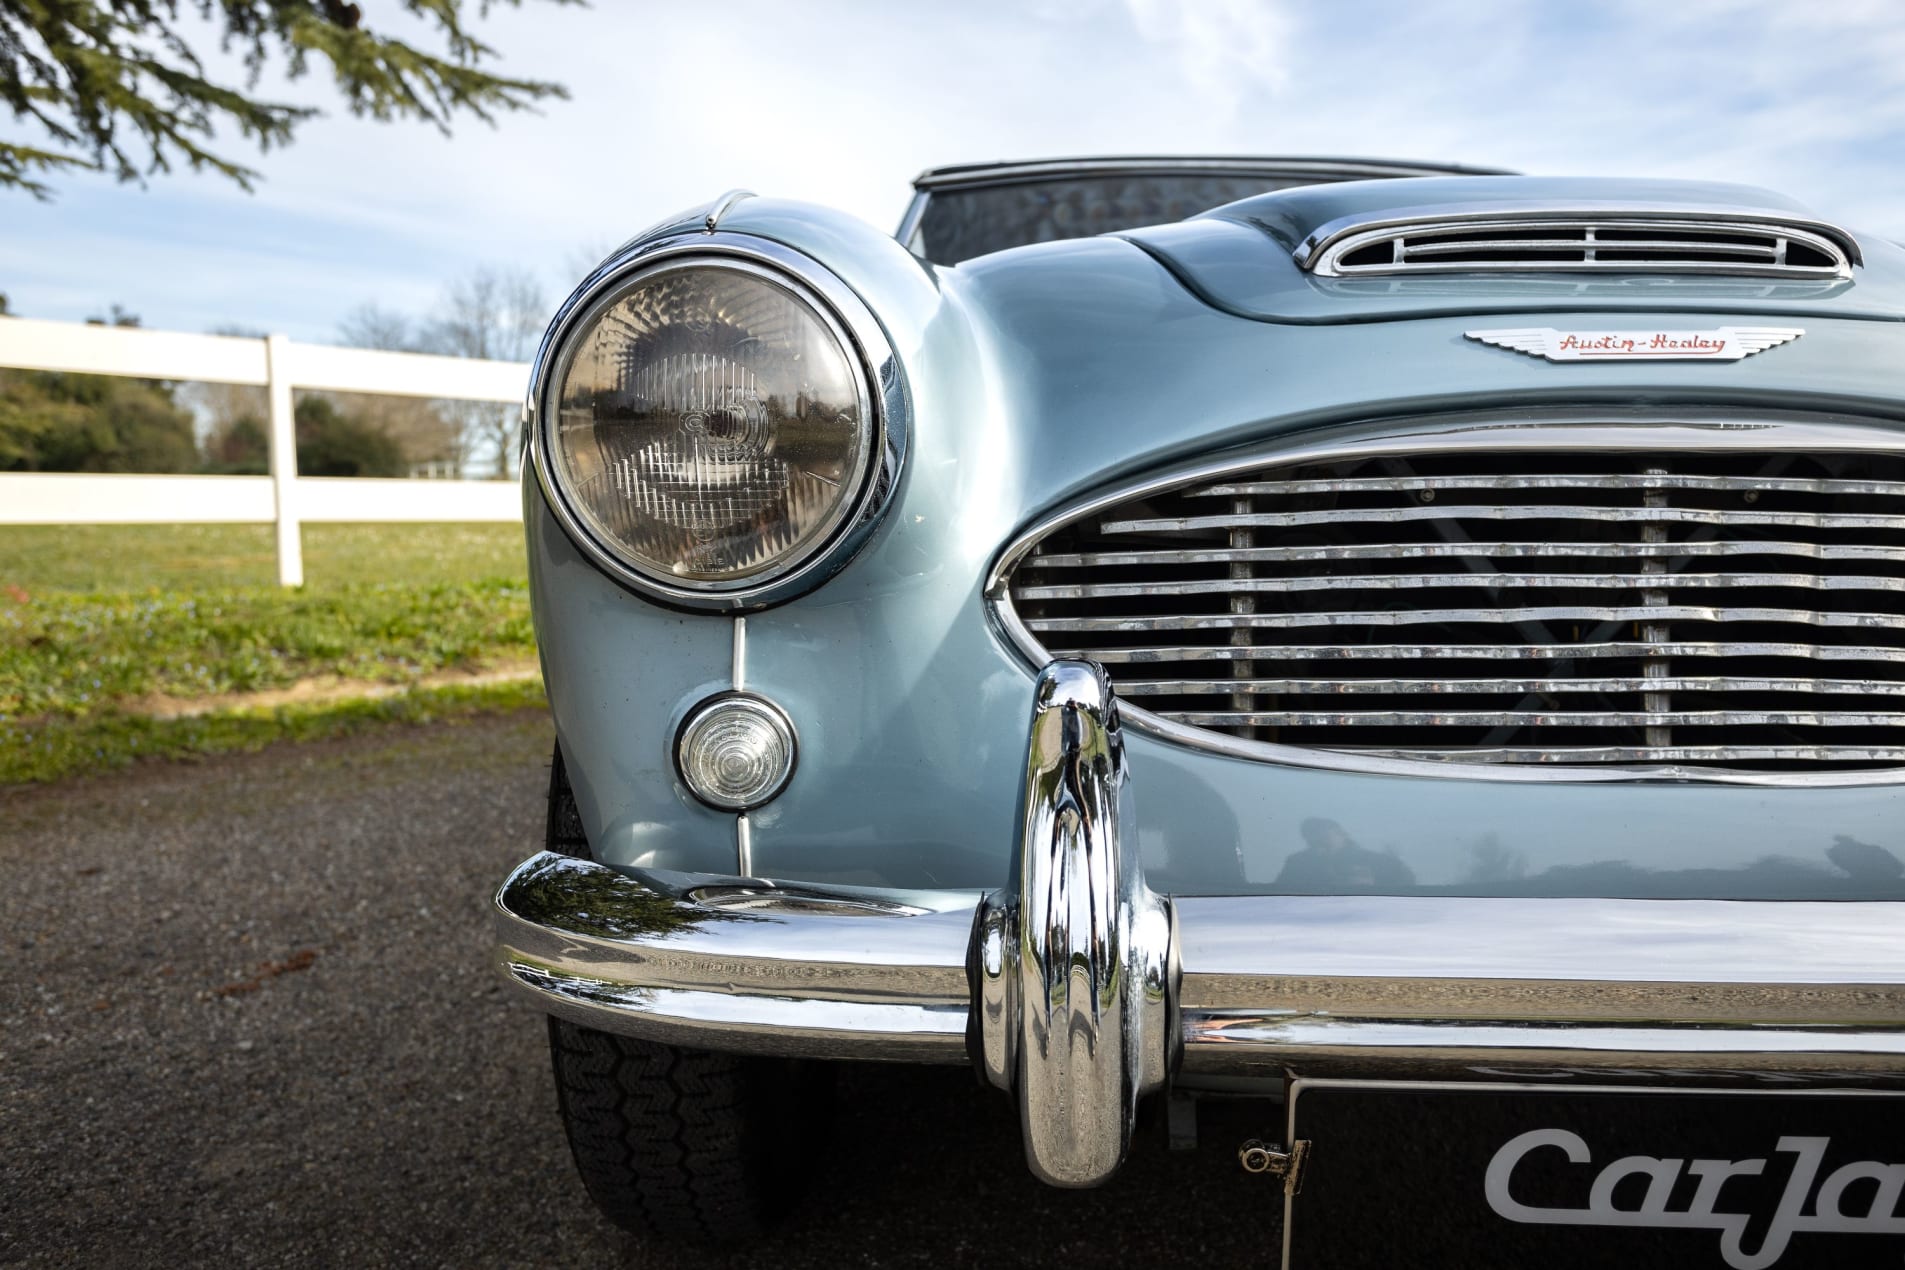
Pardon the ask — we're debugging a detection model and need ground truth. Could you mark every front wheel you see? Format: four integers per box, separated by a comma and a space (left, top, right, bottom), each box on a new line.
547, 1014, 828, 1241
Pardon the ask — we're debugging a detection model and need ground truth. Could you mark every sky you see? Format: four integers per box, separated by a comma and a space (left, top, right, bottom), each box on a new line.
4, 0, 1903, 344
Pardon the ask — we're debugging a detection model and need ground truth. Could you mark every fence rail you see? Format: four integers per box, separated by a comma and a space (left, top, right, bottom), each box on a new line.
0, 317, 532, 585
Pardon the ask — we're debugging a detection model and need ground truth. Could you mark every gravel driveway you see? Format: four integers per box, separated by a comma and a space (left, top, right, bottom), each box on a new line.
1, 710, 1279, 1268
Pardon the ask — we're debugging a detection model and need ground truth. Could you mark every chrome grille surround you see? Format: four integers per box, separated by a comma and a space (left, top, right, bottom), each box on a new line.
1295, 204, 1861, 280
986, 413, 1905, 787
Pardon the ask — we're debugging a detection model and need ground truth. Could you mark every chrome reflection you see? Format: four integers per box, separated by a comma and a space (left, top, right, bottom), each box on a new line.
492, 851, 971, 1060
972, 659, 1174, 1187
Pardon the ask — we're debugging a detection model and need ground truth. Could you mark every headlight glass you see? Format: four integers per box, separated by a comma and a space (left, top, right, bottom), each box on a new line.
547, 260, 872, 591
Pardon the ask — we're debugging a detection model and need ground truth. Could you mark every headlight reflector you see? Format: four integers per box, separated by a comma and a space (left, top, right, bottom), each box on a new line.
544, 259, 874, 594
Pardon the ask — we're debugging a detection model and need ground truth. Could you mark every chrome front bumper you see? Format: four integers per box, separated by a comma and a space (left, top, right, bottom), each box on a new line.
494, 661, 1905, 1187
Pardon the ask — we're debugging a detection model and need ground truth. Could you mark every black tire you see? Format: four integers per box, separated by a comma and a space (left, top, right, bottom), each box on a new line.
548, 1017, 826, 1241
545, 742, 590, 859
540, 743, 829, 1241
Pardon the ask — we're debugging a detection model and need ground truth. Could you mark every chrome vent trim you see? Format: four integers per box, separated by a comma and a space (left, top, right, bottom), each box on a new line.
986, 414, 1905, 787
1295, 204, 1860, 280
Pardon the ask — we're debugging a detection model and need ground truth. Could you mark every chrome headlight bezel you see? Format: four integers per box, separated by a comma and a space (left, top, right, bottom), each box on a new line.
525, 232, 907, 611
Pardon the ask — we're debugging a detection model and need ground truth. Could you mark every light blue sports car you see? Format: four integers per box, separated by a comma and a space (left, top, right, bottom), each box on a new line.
493, 155, 1905, 1264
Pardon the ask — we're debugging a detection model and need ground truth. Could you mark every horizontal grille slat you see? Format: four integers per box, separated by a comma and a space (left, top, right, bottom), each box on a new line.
1403, 237, 1783, 259
1065, 642, 1905, 665
1340, 746, 1905, 764
1196, 474, 1905, 498
1028, 606, 1905, 633
1163, 710, 1905, 728
1031, 541, 1905, 568
1017, 572, 1905, 600
1303, 215, 1858, 279
1004, 440, 1905, 774
1101, 505, 1905, 534
1121, 677, 1905, 697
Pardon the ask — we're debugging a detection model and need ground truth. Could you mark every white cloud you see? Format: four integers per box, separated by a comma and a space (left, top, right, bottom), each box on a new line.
5, 0, 1903, 340
1122, 0, 1295, 112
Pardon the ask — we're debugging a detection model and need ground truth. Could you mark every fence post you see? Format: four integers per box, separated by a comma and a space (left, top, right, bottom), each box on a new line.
264, 334, 303, 587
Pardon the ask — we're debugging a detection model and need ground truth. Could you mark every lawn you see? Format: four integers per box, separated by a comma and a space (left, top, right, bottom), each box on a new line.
0, 522, 542, 783
0, 522, 530, 592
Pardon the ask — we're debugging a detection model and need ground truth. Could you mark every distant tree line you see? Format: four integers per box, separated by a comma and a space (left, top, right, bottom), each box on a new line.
0, 268, 550, 478
337, 264, 547, 478
0, 299, 410, 478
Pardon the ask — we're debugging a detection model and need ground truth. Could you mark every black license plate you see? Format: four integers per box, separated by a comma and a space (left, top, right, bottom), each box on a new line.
1284, 1080, 1905, 1270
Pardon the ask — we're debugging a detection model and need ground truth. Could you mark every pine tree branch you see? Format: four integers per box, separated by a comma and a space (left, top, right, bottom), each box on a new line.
0, 0, 576, 196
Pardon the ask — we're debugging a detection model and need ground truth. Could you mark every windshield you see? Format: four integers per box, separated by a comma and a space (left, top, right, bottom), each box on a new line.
907, 172, 1329, 265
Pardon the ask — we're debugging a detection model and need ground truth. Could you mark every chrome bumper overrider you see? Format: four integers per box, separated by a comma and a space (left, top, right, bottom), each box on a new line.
493, 660, 1905, 1187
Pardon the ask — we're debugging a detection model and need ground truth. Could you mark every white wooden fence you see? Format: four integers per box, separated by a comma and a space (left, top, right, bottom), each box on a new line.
0, 317, 531, 585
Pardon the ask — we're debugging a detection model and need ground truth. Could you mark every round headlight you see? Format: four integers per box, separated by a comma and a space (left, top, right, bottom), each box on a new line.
541, 255, 880, 600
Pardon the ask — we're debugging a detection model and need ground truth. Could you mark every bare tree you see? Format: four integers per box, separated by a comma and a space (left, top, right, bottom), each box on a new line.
337, 303, 417, 354
565, 239, 617, 281
187, 324, 269, 458
333, 306, 463, 476
423, 267, 545, 478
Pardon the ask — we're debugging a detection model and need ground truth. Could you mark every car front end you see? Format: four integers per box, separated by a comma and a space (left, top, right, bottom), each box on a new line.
493, 169, 1905, 1263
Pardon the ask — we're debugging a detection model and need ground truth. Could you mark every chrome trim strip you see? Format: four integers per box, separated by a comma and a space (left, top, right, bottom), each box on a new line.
913, 155, 1514, 193
1068, 641, 1905, 665
524, 232, 909, 612
729, 619, 752, 874
1028, 601, 1905, 632
1027, 603, 1905, 633
1292, 203, 1861, 277
1121, 675, 1905, 697
1018, 572, 1905, 599
1194, 472, 1905, 498
983, 410, 1905, 787
1100, 504, 1905, 533
1185, 1022, 1905, 1078
1032, 541, 1905, 567
894, 191, 929, 255
702, 188, 754, 233
1163, 709, 1905, 728
1323, 744, 1905, 764
1407, 236, 1789, 258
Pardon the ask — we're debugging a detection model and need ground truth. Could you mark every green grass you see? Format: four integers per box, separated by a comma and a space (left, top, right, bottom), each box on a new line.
2, 578, 535, 716
0, 522, 528, 593
0, 522, 541, 783
1, 678, 547, 785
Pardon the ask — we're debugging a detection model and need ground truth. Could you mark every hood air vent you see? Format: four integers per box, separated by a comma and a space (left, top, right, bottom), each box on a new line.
1298, 207, 1860, 280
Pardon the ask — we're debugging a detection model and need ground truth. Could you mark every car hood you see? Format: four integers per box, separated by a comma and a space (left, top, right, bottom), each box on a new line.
1117, 175, 1905, 324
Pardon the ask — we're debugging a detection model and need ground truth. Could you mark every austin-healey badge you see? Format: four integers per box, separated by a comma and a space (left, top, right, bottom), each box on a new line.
1465, 327, 1804, 362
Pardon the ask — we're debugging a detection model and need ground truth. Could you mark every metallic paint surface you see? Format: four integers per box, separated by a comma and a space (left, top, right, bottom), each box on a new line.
530, 189, 1905, 898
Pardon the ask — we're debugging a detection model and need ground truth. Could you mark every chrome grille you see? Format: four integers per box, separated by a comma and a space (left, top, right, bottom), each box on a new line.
1003, 446, 1905, 773
1303, 216, 1856, 280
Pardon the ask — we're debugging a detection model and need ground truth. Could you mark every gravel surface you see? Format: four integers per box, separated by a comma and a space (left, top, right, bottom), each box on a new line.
1, 711, 1281, 1268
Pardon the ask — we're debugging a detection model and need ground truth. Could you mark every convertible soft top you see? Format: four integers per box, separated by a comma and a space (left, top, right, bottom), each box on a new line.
911, 154, 1515, 191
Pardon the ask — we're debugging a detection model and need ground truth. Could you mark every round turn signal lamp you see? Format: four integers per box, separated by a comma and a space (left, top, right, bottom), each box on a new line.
675, 694, 797, 811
